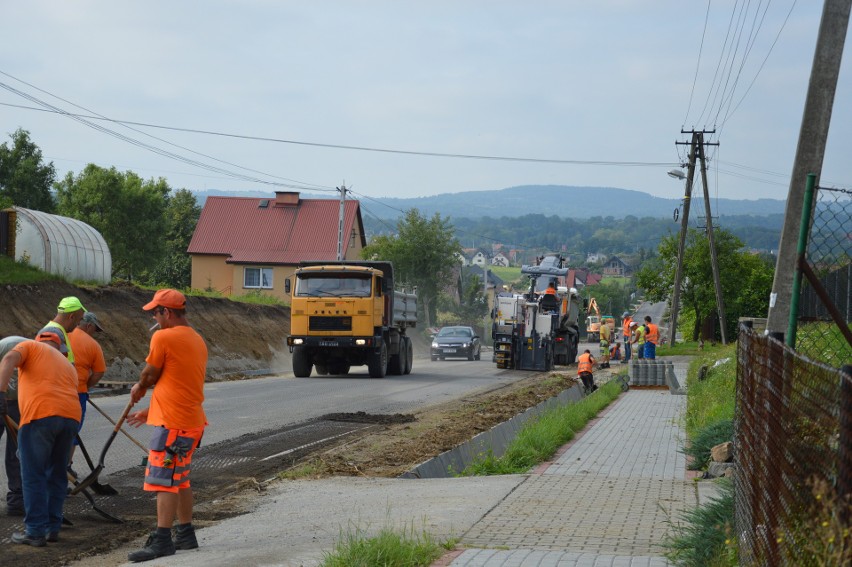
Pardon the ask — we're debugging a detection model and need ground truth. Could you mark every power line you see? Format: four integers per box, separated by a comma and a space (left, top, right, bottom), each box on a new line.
683, 0, 713, 127
0, 71, 337, 192
0, 100, 677, 169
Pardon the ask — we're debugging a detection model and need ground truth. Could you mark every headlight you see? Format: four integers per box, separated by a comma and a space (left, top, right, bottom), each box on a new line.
355, 339, 367, 346
431, 342, 438, 348
292, 338, 304, 345
462, 342, 469, 348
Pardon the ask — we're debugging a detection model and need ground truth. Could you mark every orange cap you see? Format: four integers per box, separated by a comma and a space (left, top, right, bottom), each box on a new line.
36, 331, 62, 347
143, 289, 187, 311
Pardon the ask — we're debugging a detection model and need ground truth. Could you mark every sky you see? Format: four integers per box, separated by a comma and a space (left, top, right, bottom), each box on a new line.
1, 1, 850, 214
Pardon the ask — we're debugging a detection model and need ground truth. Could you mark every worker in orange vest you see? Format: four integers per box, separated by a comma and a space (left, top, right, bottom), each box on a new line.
577, 349, 597, 393
621, 312, 633, 363
644, 315, 659, 359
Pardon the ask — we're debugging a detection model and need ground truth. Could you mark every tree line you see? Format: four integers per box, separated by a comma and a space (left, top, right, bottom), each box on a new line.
0, 128, 199, 288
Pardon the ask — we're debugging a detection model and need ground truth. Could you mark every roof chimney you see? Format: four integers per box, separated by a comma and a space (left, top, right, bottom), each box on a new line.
273, 191, 300, 207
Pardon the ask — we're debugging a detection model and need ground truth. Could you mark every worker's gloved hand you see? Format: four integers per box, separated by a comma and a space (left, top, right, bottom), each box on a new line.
0, 392, 6, 417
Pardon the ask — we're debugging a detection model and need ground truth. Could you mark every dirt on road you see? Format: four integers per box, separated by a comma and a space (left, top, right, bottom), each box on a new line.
0, 282, 589, 565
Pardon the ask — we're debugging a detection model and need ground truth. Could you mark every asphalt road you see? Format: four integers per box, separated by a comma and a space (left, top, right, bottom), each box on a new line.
0, 353, 542, 496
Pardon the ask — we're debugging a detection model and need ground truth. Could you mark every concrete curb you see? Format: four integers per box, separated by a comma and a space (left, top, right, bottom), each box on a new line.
401, 383, 585, 478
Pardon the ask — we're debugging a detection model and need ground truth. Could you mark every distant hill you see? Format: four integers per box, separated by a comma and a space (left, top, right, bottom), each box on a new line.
192, 185, 787, 220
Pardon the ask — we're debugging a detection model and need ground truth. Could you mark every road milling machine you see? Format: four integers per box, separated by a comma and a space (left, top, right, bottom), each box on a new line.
492, 255, 581, 371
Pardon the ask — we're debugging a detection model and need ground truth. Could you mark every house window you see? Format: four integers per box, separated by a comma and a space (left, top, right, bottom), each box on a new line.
244, 267, 273, 289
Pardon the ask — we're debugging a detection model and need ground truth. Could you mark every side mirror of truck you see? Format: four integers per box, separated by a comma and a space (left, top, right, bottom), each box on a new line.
285, 279, 291, 294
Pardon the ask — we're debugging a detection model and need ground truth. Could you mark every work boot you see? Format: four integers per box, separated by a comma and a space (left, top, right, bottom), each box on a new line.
174, 523, 199, 550
128, 530, 175, 562
11, 532, 46, 547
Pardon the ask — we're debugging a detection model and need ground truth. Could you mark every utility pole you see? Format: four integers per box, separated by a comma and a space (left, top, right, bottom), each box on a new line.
766, 0, 851, 335
336, 182, 347, 262
670, 130, 724, 346
697, 137, 728, 344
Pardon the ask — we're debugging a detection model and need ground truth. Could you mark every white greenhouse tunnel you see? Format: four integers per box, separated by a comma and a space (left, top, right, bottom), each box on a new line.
8, 207, 112, 284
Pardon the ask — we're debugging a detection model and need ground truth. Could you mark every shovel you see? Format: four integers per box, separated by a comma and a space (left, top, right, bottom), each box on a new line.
75, 434, 119, 496
70, 399, 135, 496
3, 414, 122, 524
87, 398, 149, 455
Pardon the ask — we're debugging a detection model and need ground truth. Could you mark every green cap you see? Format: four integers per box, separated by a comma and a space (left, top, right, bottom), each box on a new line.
57, 296, 87, 313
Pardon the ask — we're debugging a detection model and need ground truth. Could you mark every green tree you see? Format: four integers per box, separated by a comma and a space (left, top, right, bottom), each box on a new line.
362, 209, 462, 328
144, 188, 201, 288
0, 128, 56, 212
636, 227, 774, 340
55, 164, 170, 280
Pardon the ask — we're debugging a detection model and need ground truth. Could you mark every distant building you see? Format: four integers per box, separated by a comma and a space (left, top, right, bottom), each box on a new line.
601, 256, 632, 276
187, 191, 365, 299
469, 251, 489, 267
586, 252, 607, 264
491, 253, 509, 267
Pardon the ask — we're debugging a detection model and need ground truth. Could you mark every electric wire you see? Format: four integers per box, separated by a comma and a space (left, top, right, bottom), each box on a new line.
0, 81, 330, 192
709, 0, 753, 127
682, 0, 713, 128
0, 100, 677, 169
696, 1, 741, 127
714, 0, 772, 128
719, 0, 798, 130
0, 71, 336, 192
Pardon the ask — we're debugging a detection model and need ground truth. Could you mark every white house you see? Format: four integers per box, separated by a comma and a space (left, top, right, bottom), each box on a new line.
470, 251, 489, 267
491, 253, 509, 267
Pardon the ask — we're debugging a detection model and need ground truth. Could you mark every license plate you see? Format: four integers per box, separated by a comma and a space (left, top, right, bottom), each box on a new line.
444, 348, 456, 353
319, 341, 339, 347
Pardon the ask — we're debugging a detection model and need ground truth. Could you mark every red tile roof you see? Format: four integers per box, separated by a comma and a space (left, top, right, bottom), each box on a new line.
187, 194, 365, 265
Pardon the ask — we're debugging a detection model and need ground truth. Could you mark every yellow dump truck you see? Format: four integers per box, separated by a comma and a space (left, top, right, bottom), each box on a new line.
286, 261, 417, 378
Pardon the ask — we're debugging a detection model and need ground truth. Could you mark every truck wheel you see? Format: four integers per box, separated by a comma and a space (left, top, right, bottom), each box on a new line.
292, 347, 313, 378
368, 341, 388, 378
388, 342, 405, 376
403, 337, 413, 374
315, 364, 329, 376
328, 362, 347, 375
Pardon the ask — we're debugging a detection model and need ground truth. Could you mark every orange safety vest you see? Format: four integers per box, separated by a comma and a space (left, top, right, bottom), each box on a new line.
645, 323, 659, 345
622, 317, 632, 337
577, 353, 594, 375
544, 287, 556, 295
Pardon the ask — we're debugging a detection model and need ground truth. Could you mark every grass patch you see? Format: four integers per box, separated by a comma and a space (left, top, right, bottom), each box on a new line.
487, 265, 522, 286
0, 255, 65, 284
795, 321, 852, 368
657, 341, 729, 357
278, 459, 330, 480
684, 343, 737, 440
664, 478, 737, 567
320, 522, 454, 567
460, 379, 623, 475
230, 289, 289, 306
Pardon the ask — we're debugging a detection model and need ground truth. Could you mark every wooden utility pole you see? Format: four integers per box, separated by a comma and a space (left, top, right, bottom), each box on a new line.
766, 0, 851, 334
336, 183, 347, 262
671, 130, 724, 345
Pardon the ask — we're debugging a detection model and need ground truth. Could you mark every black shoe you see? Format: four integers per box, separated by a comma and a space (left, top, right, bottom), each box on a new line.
47, 532, 59, 543
6, 507, 24, 517
175, 524, 198, 550
11, 532, 46, 547
128, 532, 175, 562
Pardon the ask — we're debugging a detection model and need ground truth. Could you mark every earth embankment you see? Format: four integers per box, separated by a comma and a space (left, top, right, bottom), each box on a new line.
0, 282, 293, 381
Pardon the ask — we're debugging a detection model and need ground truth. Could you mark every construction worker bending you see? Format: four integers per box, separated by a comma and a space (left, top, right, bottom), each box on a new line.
621, 312, 633, 363
631, 321, 644, 359
577, 349, 597, 394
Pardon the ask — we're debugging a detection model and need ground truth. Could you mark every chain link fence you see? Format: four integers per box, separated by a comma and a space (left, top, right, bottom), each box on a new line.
735, 326, 852, 565
795, 185, 852, 365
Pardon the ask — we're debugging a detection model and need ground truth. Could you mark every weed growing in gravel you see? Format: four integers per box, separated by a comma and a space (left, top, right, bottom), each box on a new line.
320, 522, 453, 567
460, 380, 622, 475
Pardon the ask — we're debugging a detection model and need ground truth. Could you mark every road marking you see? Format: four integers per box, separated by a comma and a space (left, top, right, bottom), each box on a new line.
259, 425, 373, 462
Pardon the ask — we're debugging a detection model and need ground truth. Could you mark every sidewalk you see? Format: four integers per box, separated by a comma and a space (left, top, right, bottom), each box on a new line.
78, 365, 697, 567
448, 387, 695, 566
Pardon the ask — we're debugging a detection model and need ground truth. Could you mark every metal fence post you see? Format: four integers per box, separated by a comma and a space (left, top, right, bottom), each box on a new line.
787, 173, 817, 349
